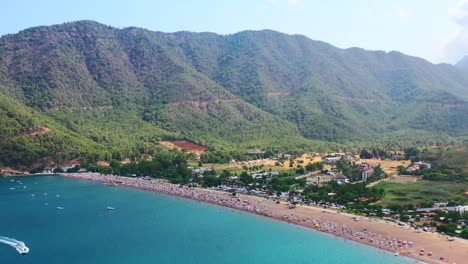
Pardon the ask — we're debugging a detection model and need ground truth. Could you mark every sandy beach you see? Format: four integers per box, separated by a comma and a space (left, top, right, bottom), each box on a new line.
60, 173, 468, 264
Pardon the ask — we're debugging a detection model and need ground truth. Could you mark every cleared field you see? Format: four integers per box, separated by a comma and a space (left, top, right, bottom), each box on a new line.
367, 175, 420, 187
385, 175, 420, 184
375, 180, 468, 206
282, 154, 323, 169
193, 155, 410, 176
356, 158, 410, 175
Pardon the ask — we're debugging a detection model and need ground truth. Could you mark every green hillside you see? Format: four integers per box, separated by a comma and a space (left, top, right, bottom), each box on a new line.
0, 21, 467, 167
0, 93, 109, 168
161, 30, 468, 142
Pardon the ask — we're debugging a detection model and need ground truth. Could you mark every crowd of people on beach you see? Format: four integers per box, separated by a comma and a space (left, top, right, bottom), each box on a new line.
65, 173, 272, 215
62, 173, 455, 264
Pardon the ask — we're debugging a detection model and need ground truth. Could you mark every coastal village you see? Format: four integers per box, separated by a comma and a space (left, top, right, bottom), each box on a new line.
3, 141, 467, 264
3, 143, 468, 264
19, 147, 468, 245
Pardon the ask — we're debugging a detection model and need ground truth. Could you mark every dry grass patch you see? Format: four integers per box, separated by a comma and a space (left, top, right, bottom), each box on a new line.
356, 158, 410, 175
283, 154, 323, 168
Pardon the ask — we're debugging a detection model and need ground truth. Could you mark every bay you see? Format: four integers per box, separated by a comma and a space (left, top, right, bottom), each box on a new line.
0, 176, 409, 263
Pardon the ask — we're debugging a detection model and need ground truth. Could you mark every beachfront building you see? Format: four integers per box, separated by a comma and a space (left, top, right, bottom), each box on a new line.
191, 167, 211, 174
249, 171, 279, 179
323, 152, 354, 165
361, 168, 373, 181
454, 205, 468, 215
405, 161, 431, 173
324, 156, 341, 164
357, 163, 374, 181
335, 175, 349, 184
413, 161, 431, 169
416, 204, 468, 215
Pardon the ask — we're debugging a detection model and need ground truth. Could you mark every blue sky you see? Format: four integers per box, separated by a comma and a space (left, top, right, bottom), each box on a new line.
2, 0, 468, 64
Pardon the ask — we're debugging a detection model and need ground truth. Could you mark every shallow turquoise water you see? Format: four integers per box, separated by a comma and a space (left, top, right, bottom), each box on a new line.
0, 176, 410, 263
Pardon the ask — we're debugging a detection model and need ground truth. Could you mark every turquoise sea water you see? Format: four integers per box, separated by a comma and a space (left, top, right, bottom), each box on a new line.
0, 176, 410, 264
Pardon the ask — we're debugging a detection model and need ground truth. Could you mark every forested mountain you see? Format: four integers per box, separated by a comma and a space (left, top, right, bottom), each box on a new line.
0, 21, 466, 167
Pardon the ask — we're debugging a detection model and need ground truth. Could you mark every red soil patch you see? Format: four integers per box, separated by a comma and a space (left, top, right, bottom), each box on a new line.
97, 161, 110, 167
171, 141, 206, 153
161, 140, 206, 154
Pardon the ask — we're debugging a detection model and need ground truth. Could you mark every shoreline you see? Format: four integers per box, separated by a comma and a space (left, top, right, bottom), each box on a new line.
54, 173, 467, 264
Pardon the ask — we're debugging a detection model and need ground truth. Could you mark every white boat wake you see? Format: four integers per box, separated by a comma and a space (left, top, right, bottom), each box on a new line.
0, 236, 29, 255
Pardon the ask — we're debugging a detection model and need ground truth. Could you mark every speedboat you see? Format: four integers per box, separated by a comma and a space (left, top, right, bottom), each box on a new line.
15, 242, 29, 255
0, 236, 29, 255
106, 206, 115, 210
56, 207, 64, 210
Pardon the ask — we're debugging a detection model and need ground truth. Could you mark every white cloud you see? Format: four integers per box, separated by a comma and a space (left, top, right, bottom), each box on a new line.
440, 0, 468, 63
449, 0, 468, 26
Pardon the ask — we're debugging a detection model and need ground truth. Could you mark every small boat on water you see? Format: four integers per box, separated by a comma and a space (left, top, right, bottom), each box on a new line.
394, 252, 399, 256
56, 207, 64, 210
106, 206, 115, 210
0, 237, 29, 255
15, 242, 29, 255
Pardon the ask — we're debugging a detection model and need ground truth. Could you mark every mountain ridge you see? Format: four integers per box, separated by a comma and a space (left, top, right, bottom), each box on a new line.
0, 21, 466, 167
